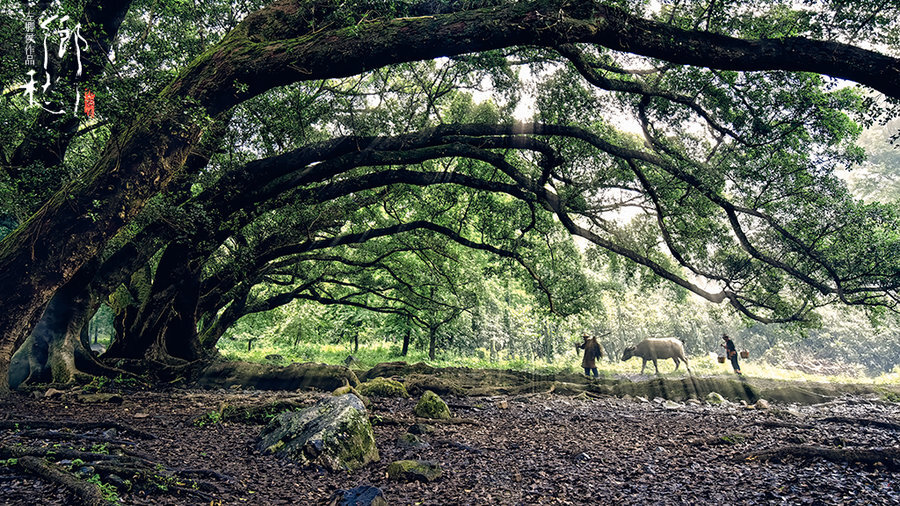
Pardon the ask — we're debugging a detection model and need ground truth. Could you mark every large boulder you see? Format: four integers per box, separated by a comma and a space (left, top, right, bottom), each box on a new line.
257, 394, 378, 471
197, 361, 359, 391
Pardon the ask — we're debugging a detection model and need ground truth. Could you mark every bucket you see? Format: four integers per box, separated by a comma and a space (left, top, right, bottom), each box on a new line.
740, 350, 750, 359
717, 355, 726, 363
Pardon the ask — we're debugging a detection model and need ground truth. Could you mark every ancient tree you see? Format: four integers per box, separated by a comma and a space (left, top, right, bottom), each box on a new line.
2, 0, 899, 390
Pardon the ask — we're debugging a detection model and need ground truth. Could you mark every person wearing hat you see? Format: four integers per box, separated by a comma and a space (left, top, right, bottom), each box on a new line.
721, 334, 741, 375
578, 334, 603, 378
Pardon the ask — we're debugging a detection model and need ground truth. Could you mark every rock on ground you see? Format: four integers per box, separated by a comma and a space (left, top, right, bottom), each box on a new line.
387, 460, 442, 482
257, 394, 378, 471
414, 390, 450, 419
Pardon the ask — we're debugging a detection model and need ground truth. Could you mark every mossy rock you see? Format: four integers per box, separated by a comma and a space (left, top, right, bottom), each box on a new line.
386, 460, 442, 482
328, 486, 387, 506
404, 374, 464, 397
408, 423, 434, 435
706, 392, 726, 405
257, 394, 378, 471
357, 377, 410, 398
397, 433, 429, 449
414, 390, 450, 419
196, 361, 359, 391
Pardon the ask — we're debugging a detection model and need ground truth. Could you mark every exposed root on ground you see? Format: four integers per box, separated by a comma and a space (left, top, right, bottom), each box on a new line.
0, 419, 157, 440
17, 455, 105, 506
820, 416, 900, 432
738, 445, 900, 470
753, 420, 814, 429
372, 415, 482, 426
0, 419, 236, 503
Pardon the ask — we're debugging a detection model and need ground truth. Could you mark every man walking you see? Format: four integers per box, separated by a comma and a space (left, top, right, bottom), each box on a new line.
721, 334, 741, 375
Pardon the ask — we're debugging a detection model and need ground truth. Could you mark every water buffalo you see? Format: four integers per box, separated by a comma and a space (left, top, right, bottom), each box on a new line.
621, 338, 691, 374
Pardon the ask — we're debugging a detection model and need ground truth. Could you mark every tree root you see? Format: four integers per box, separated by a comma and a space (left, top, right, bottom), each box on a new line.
17, 455, 105, 506
434, 439, 485, 454
738, 445, 900, 470
219, 398, 312, 424
372, 415, 481, 426
1, 426, 232, 503
820, 416, 900, 432
19, 429, 138, 446
415, 416, 481, 425
0, 444, 138, 463
754, 420, 814, 429
0, 419, 157, 439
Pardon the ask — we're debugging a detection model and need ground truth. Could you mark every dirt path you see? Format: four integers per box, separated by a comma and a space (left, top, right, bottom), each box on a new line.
1, 380, 898, 505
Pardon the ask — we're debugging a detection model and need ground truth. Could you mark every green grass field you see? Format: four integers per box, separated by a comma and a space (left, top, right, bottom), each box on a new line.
216, 338, 900, 386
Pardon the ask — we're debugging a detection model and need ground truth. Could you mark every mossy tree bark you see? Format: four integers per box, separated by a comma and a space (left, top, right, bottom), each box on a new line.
105, 241, 205, 363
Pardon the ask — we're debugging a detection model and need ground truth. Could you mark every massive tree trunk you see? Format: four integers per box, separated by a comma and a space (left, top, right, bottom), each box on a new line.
2, 0, 899, 393
105, 241, 205, 363
8, 269, 102, 388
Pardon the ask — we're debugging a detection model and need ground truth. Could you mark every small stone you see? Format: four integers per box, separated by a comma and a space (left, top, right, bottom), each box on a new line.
102, 428, 118, 439
686, 399, 702, 405
397, 433, 429, 449
498, 400, 509, 409
386, 460, 442, 482
44, 388, 65, 398
328, 485, 387, 506
133, 412, 150, 419
653, 397, 666, 404
75, 465, 95, 477
663, 400, 682, 410
407, 423, 434, 435
636, 396, 650, 403
755, 399, 770, 410
706, 392, 726, 405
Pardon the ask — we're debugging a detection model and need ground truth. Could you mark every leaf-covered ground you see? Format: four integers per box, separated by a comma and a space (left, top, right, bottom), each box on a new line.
1, 383, 898, 505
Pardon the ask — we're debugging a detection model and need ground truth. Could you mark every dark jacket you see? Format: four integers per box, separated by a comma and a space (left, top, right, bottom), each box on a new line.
724, 338, 736, 358
579, 338, 602, 369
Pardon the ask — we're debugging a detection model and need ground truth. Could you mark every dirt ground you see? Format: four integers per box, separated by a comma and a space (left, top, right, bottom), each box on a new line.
1, 378, 898, 505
